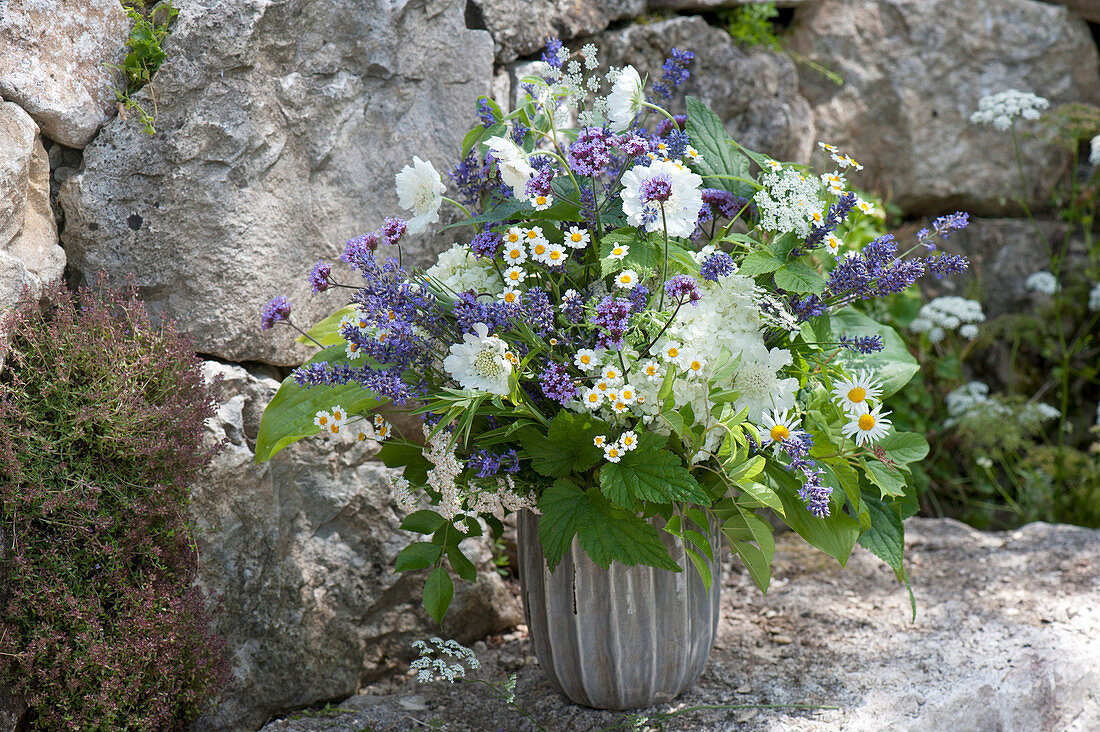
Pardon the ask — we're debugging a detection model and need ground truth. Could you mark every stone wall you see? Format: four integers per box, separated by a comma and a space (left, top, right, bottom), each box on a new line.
1, 0, 1099, 729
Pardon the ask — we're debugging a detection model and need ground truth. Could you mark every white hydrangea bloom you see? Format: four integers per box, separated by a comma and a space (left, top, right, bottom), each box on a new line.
424, 243, 502, 296
969, 90, 1049, 131
753, 168, 825, 238
394, 156, 445, 234
620, 158, 703, 238
606, 65, 645, 132
1025, 270, 1059, 296
443, 322, 513, 396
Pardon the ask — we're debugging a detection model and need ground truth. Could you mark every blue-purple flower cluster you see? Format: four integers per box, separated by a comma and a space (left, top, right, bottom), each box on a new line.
651, 48, 695, 101
591, 295, 633, 350
467, 448, 520, 478
837, 333, 885, 354
916, 211, 969, 251
778, 433, 831, 518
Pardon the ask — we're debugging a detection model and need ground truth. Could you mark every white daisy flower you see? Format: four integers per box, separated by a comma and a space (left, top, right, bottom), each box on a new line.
529, 240, 551, 265
821, 171, 845, 189
345, 340, 363, 360
620, 157, 704, 239
763, 159, 783, 171
686, 146, 701, 162
593, 434, 607, 448
487, 135, 536, 199
524, 225, 547, 246
594, 379, 612, 394
442, 322, 513, 395
639, 359, 662, 381
606, 65, 645, 132
818, 142, 838, 153
620, 431, 639, 450
607, 243, 630, 260
603, 442, 625, 462
614, 269, 639, 289
574, 348, 600, 372
503, 227, 524, 247
545, 243, 569, 268
684, 356, 706, 378
609, 400, 630, 414
498, 288, 522, 305
503, 266, 526, 286
376, 420, 392, 439
856, 199, 875, 215
314, 410, 333, 430
832, 370, 883, 415
530, 194, 553, 211
565, 226, 590, 249
659, 341, 683, 363
758, 409, 804, 453
329, 405, 348, 426
583, 389, 604, 410
503, 241, 527, 265
842, 404, 892, 446
619, 384, 637, 404
824, 234, 843, 255
394, 156, 445, 234
602, 366, 621, 383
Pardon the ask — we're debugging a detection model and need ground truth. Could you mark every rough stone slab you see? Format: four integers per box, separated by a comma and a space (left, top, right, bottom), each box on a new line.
596, 15, 815, 162
192, 362, 523, 732
1039, 0, 1100, 23
0, 101, 36, 248
470, 1, 646, 63
259, 518, 1100, 731
787, 0, 1100, 217
59, 0, 494, 366
0, 0, 130, 148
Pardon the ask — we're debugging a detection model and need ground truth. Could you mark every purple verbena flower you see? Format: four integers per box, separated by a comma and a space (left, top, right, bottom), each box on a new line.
469, 228, 503, 259
539, 361, 578, 405
590, 295, 633, 350
308, 261, 332, 293
259, 295, 291, 330
525, 166, 555, 199
381, 217, 407, 244
619, 134, 650, 157
664, 275, 701, 306
640, 174, 673, 203
655, 115, 688, 137
567, 127, 614, 177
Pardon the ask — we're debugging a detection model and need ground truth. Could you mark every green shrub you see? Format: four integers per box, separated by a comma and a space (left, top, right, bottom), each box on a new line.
0, 281, 228, 731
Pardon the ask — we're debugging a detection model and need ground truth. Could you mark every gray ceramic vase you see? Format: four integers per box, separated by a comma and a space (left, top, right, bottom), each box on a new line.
517, 510, 722, 710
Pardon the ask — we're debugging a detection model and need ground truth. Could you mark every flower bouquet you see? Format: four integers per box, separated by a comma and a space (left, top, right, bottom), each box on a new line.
256, 40, 968, 704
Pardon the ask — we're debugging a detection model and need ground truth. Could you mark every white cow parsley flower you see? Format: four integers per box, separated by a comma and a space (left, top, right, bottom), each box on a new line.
1025, 270, 1059, 296
970, 90, 1049, 131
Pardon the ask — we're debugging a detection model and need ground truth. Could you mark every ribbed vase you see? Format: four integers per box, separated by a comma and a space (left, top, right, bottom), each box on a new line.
517, 510, 722, 710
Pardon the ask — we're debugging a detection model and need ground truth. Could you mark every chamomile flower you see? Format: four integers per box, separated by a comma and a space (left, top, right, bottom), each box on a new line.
530, 194, 553, 211
620, 431, 638, 450
818, 142, 839, 153
833, 153, 863, 170
618, 384, 637, 404
524, 225, 547, 246
574, 348, 600, 371
584, 389, 604, 409
545, 243, 568, 267
758, 409, 803, 452
346, 340, 364, 360
639, 359, 662, 381
855, 199, 875, 215
329, 405, 348, 427
529, 239, 551, 264
503, 241, 527, 265
659, 341, 683, 363
442, 322, 513, 395
595, 379, 612, 394
832, 370, 883, 415
607, 243, 630, 260
593, 434, 607, 448
685, 146, 701, 162
821, 171, 845, 189
609, 399, 630, 414
326, 420, 342, 436
502, 266, 526, 286
842, 404, 892, 446
373, 414, 386, 429
503, 227, 524, 247
376, 420, 392, 439
602, 366, 621, 383
603, 442, 624, 462
824, 234, 843, 255
684, 356, 706, 378
565, 226, 590, 249
499, 288, 522, 305
614, 269, 639, 289
763, 159, 783, 172
314, 410, 333, 430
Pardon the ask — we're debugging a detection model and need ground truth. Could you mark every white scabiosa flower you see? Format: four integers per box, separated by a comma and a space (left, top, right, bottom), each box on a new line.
620, 158, 703, 238
487, 135, 536, 198
606, 65, 645, 132
443, 322, 513, 395
1025, 270, 1059, 295
731, 345, 799, 422
842, 404, 893, 446
831, 370, 884, 415
395, 157, 445, 234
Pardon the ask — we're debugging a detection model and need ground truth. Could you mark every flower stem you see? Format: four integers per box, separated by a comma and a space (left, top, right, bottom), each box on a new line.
657, 202, 670, 310
442, 196, 474, 219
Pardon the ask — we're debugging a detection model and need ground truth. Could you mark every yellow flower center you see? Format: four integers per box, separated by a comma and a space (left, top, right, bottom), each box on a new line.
580, 355, 591, 364
509, 249, 521, 259
612, 247, 624, 256
588, 394, 599, 403
667, 347, 679, 358
527, 231, 538, 239
770, 425, 790, 441
534, 244, 546, 255
858, 414, 876, 431
608, 448, 619, 458
848, 387, 867, 403
537, 196, 547, 205
332, 411, 342, 420
318, 416, 328, 425
550, 250, 562, 260
622, 389, 633, 400
508, 233, 519, 242
509, 272, 520, 280
571, 233, 583, 242
504, 292, 517, 303
623, 436, 634, 446
690, 360, 702, 371
620, 274, 631, 284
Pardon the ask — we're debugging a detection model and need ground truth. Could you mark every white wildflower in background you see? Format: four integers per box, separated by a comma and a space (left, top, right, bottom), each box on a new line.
486, 135, 536, 198
910, 296, 985, 339
1025, 270, 1060, 296
969, 90, 1049, 131
958, 324, 980, 340
606, 65, 645, 132
1088, 282, 1100, 312
410, 637, 481, 684
1090, 135, 1100, 166
394, 156, 445, 234
753, 168, 825, 238
443, 322, 513, 395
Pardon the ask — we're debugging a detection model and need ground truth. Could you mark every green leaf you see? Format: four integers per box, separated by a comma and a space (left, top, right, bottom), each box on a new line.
878, 432, 930, 465
519, 411, 604, 478
599, 228, 696, 278
395, 542, 443, 572
820, 459, 869, 531
858, 494, 915, 619
537, 479, 679, 573
767, 465, 860, 566
774, 261, 826, 295
254, 345, 384, 462
717, 506, 775, 593
725, 454, 766, 483
400, 510, 447, 535
377, 442, 432, 486
735, 480, 785, 515
685, 96, 754, 197
737, 249, 786, 277
831, 308, 919, 399
423, 566, 454, 625
683, 546, 713, 592
600, 448, 709, 510
295, 305, 357, 347
446, 545, 478, 582
862, 458, 908, 498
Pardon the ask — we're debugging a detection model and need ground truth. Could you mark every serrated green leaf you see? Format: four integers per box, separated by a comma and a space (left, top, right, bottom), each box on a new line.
395, 542, 443, 572
737, 249, 786, 276
685, 96, 754, 197
377, 442, 431, 486
735, 480, 785, 515
863, 458, 908, 498
519, 412, 604, 478
254, 345, 384, 462
600, 448, 709, 509
831, 308, 919, 399
879, 432, 930, 465
774, 261, 826, 295
599, 228, 696, 278
423, 566, 454, 624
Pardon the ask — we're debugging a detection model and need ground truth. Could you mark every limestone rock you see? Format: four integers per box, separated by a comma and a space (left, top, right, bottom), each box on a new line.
260, 518, 1100, 731
597, 15, 815, 162
0, 686, 25, 732
0, 0, 130, 148
1039, 0, 1100, 23
60, 0, 494, 366
469, 1, 646, 63
787, 0, 1100, 216
192, 362, 522, 731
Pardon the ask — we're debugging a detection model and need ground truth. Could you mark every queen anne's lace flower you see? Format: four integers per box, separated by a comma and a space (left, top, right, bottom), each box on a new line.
970, 90, 1049, 131
753, 168, 824, 238
395, 156, 445, 234
1025, 271, 1059, 296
